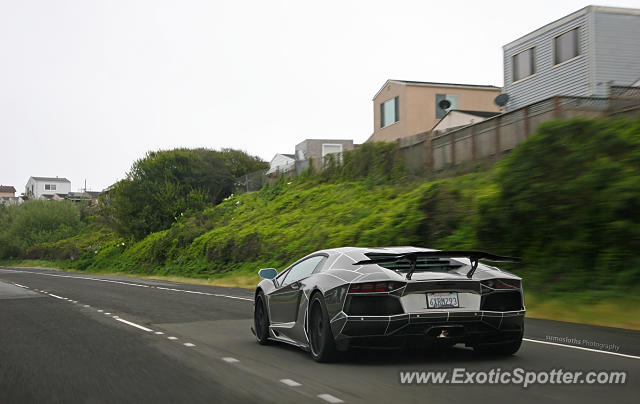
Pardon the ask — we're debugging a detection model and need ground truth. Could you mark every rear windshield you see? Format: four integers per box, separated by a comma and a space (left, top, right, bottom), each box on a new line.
364, 253, 464, 273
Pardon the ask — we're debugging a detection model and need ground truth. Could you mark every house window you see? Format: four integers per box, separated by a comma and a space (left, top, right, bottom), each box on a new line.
512, 47, 535, 82
435, 94, 458, 119
322, 144, 344, 163
44, 184, 57, 191
554, 27, 579, 65
380, 96, 399, 128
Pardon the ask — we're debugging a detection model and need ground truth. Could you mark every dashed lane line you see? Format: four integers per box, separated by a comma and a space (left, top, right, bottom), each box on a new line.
2, 269, 253, 301
280, 379, 301, 387
28, 284, 344, 403
113, 317, 154, 332
318, 394, 344, 403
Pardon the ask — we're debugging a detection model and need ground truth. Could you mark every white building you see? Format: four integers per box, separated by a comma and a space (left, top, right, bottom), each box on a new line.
25, 177, 71, 199
502, 6, 640, 111
266, 153, 296, 176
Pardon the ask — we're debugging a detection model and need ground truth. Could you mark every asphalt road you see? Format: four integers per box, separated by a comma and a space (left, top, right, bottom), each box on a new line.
1, 267, 638, 404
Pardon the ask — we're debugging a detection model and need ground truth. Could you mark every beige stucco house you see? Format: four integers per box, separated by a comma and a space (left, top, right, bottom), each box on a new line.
369, 80, 502, 143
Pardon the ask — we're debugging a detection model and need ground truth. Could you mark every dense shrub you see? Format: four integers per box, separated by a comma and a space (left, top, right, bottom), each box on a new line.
477, 116, 640, 292
0, 200, 85, 259
106, 148, 267, 240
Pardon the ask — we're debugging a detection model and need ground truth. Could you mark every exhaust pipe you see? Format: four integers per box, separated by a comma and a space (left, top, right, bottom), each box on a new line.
425, 325, 464, 338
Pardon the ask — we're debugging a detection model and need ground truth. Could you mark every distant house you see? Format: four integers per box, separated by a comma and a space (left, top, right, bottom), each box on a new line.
431, 110, 501, 136
502, 6, 640, 111
0, 185, 16, 198
369, 80, 501, 143
0, 185, 20, 206
266, 153, 296, 176
25, 177, 71, 200
295, 139, 355, 172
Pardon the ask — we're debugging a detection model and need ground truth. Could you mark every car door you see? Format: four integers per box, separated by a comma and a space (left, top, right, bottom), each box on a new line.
268, 255, 326, 324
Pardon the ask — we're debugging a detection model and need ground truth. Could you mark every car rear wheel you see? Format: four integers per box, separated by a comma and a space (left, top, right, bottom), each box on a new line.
308, 293, 338, 362
254, 291, 270, 345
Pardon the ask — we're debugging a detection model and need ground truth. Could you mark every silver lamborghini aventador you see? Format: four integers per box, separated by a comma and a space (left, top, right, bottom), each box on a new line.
252, 247, 524, 362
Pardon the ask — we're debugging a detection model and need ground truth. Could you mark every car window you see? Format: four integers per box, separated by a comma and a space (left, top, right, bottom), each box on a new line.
281, 256, 326, 286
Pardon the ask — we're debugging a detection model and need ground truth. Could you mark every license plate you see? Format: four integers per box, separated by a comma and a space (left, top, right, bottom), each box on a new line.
427, 292, 459, 309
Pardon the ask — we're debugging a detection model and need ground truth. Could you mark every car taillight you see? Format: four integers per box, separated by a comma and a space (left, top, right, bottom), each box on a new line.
482, 279, 521, 289
348, 281, 405, 293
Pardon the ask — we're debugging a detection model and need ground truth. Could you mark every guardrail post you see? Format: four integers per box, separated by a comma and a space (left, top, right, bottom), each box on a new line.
450, 132, 455, 166
524, 105, 530, 138
553, 96, 562, 119
471, 125, 476, 161
424, 131, 433, 173
495, 115, 501, 158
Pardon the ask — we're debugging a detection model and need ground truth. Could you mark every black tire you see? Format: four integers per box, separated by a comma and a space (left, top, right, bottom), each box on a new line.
308, 293, 338, 363
474, 333, 523, 356
254, 291, 270, 345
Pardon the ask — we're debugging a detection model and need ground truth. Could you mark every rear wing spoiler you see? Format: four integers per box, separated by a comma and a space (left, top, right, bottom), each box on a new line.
352, 250, 522, 280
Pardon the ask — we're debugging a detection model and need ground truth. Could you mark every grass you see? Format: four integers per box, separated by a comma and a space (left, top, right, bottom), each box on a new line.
3, 259, 638, 331
524, 292, 640, 331
0, 259, 261, 289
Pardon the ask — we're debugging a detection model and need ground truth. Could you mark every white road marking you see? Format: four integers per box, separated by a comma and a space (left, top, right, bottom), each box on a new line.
105, 312, 111, 315
48, 293, 65, 300
1, 270, 150, 288
97, 310, 104, 312
12, 283, 28, 288
114, 317, 153, 332
523, 338, 640, 360
183, 343, 196, 347
222, 357, 239, 363
280, 379, 301, 387
167, 336, 178, 340
156, 287, 184, 292
154, 331, 164, 335
318, 394, 344, 403
2, 268, 253, 302
213, 294, 252, 301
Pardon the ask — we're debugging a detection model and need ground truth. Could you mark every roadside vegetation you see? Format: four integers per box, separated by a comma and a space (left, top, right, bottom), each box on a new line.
2, 116, 639, 329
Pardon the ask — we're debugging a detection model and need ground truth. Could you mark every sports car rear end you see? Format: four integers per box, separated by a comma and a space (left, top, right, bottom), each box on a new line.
330, 277, 524, 352
326, 251, 525, 354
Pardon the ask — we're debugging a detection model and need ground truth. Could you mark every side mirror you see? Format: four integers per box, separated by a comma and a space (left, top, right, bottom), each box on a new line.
258, 268, 278, 280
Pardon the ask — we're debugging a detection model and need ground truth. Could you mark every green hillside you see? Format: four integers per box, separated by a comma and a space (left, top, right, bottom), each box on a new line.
3, 115, 640, 328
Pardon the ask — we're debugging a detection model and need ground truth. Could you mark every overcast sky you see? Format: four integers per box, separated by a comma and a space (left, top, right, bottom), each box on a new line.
1, 0, 638, 193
